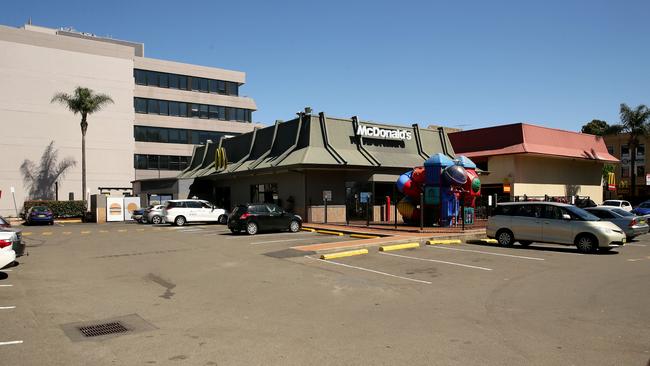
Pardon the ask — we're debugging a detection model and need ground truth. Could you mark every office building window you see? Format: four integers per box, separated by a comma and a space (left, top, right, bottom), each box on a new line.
218, 80, 226, 94
147, 99, 159, 114
134, 155, 147, 169
158, 155, 170, 170
134, 69, 147, 85
169, 101, 179, 116
200, 78, 209, 92
159, 73, 169, 88
637, 144, 645, 157
209, 80, 218, 93
159, 100, 168, 115
622, 145, 630, 156
236, 108, 245, 121
226, 81, 238, 96
190, 104, 200, 118
135, 126, 234, 145
134, 154, 190, 171
134, 98, 147, 113
147, 155, 159, 170
199, 104, 209, 119
179, 75, 188, 90
209, 105, 219, 119
169, 74, 179, 89
179, 102, 188, 117
191, 77, 200, 91
146, 71, 158, 86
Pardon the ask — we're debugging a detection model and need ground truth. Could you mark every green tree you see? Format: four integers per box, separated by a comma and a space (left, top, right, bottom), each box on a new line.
51, 87, 113, 203
607, 104, 650, 201
581, 119, 610, 136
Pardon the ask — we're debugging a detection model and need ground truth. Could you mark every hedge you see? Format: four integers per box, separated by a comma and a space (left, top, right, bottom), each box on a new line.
23, 200, 87, 218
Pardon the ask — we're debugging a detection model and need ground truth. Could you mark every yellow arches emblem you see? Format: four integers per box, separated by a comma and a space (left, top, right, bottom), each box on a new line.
215, 147, 228, 170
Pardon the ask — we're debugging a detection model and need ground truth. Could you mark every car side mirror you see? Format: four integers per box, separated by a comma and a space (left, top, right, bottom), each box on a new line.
562, 214, 571, 220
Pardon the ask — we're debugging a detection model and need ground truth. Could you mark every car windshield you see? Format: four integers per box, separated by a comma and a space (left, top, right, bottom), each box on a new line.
602, 201, 619, 207
612, 208, 634, 217
32, 206, 49, 212
639, 203, 650, 208
565, 205, 600, 221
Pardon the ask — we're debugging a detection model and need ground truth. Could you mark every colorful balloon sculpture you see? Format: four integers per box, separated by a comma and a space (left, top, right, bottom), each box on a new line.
396, 154, 481, 226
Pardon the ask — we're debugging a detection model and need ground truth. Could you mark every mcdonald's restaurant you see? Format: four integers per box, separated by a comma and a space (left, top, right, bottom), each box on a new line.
134, 110, 457, 223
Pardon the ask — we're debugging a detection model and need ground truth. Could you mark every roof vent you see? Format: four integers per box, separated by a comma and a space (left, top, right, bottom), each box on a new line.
304, 107, 313, 114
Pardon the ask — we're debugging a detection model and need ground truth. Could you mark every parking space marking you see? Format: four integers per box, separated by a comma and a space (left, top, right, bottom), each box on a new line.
0, 285, 13, 287
626, 243, 646, 247
136, 228, 145, 232
80, 231, 91, 234
0, 306, 16, 310
380, 252, 493, 271
177, 228, 205, 233
306, 256, 432, 284
99, 230, 109, 233
63, 232, 72, 235
42, 232, 52, 236
117, 229, 127, 233
251, 238, 317, 245
1, 269, 11, 272
427, 246, 545, 261
226, 232, 313, 240
0, 340, 23, 346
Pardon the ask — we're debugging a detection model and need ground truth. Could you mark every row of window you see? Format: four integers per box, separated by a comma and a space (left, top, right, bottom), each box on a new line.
134, 69, 239, 96
621, 165, 644, 179
134, 126, 235, 145
134, 97, 252, 122
134, 154, 190, 171
607, 144, 646, 157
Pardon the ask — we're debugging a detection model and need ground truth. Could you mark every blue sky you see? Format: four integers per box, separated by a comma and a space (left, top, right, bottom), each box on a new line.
2, 0, 649, 130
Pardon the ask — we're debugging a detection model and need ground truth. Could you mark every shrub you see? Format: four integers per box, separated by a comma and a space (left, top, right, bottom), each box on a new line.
23, 200, 87, 218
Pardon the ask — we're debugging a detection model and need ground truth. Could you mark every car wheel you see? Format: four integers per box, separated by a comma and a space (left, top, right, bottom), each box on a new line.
289, 220, 300, 233
496, 229, 514, 247
151, 215, 162, 225
219, 215, 227, 224
246, 222, 258, 235
174, 216, 186, 227
519, 240, 532, 246
575, 234, 598, 254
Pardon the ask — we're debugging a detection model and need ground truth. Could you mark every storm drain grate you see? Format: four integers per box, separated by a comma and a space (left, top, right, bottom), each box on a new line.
77, 322, 129, 337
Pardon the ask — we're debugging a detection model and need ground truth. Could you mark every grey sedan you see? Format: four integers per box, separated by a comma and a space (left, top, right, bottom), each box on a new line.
585, 207, 649, 240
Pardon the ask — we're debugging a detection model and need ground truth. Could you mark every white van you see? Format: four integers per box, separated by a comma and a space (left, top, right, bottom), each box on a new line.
487, 202, 626, 253
163, 199, 228, 226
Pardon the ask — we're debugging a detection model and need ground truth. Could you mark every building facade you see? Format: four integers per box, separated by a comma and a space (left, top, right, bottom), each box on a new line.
0, 23, 257, 216
602, 133, 646, 200
134, 111, 457, 223
449, 123, 618, 204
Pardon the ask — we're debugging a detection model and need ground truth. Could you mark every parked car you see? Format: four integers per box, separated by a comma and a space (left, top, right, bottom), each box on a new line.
144, 205, 165, 225
602, 200, 633, 212
574, 197, 597, 209
25, 206, 54, 225
163, 199, 228, 226
228, 203, 302, 235
0, 216, 11, 229
584, 206, 649, 240
0, 231, 18, 269
487, 202, 626, 253
131, 208, 146, 223
632, 201, 650, 217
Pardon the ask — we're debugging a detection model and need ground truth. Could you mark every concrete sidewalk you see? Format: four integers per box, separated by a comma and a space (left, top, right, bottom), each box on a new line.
294, 222, 486, 253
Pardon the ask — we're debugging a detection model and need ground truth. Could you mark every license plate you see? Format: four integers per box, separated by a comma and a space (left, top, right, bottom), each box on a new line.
622, 238, 626, 244
640, 220, 645, 225
38, 214, 45, 218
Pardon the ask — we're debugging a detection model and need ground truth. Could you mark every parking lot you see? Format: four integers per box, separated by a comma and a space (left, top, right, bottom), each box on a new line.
1, 222, 649, 365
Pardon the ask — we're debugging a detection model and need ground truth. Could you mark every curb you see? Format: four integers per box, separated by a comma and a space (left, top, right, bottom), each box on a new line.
301, 228, 316, 232
379, 242, 420, 252
350, 234, 379, 239
316, 230, 344, 236
427, 239, 462, 245
320, 249, 368, 260
466, 238, 498, 244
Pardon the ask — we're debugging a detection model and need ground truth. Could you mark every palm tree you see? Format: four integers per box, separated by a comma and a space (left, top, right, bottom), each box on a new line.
608, 103, 650, 201
51, 87, 113, 203
20, 141, 76, 200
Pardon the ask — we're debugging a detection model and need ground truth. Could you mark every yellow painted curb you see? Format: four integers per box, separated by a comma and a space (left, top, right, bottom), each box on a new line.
99, 230, 109, 233
379, 242, 420, 251
80, 231, 91, 234
22, 232, 32, 236
320, 249, 368, 260
117, 229, 127, 233
63, 232, 72, 235
316, 230, 344, 236
427, 239, 461, 245
466, 238, 498, 244
42, 232, 52, 236
301, 227, 316, 232
350, 234, 379, 239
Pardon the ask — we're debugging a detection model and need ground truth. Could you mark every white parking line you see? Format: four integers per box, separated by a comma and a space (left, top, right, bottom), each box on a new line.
0, 340, 23, 346
1, 269, 11, 272
177, 228, 205, 233
251, 238, 316, 245
626, 243, 647, 247
305, 256, 432, 284
0, 306, 15, 310
226, 233, 312, 240
0, 285, 13, 287
427, 245, 545, 261
380, 252, 493, 271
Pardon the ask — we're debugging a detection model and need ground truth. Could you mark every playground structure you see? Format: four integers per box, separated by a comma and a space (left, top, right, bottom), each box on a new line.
396, 153, 481, 227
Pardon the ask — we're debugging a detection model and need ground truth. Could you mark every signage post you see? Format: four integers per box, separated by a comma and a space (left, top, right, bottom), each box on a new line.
420, 192, 424, 231
322, 190, 332, 224
11, 186, 18, 217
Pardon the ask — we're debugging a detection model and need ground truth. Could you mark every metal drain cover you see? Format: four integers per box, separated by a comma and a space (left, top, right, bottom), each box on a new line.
78, 321, 129, 337
61, 314, 156, 342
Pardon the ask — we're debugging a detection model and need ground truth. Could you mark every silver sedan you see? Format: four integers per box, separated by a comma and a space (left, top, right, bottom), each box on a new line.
585, 207, 649, 240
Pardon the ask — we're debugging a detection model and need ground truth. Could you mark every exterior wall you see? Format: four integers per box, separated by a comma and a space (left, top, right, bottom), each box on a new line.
603, 133, 646, 199
0, 32, 135, 216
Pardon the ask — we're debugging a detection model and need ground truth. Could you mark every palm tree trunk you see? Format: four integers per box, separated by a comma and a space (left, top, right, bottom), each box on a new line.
81, 114, 88, 207
631, 143, 637, 202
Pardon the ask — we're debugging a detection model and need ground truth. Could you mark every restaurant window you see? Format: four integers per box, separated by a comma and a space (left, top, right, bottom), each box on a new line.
159, 73, 169, 88
134, 98, 147, 113
250, 183, 278, 203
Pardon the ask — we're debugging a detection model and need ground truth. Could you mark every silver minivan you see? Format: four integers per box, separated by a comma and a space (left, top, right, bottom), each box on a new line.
487, 202, 626, 253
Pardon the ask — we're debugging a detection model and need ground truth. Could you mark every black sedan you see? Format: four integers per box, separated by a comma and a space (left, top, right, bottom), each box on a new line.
228, 203, 302, 235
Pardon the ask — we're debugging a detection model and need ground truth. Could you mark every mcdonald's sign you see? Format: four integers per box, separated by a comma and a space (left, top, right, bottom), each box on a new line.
215, 147, 228, 170
607, 172, 616, 191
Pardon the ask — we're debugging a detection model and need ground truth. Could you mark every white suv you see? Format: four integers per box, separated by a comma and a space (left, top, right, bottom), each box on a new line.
487, 202, 626, 253
163, 199, 228, 226
602, 200, 632, 212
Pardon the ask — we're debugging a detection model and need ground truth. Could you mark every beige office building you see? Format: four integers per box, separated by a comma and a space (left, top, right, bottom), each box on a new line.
0, 23, 257, 216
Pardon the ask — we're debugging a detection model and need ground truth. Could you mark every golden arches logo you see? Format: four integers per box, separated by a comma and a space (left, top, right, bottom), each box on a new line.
215, 147, 228, 170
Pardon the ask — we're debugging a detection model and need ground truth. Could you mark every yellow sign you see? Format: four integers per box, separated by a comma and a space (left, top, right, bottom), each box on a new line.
215, 147, 228, 170
607, 172, 616, 191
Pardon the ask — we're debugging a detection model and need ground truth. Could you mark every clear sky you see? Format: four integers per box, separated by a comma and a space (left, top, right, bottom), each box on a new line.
2, 0, 649, 130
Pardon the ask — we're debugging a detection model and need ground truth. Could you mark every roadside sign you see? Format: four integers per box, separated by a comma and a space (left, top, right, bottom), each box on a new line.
360, 192, 371, 203
608, 172, 617, 191
323, 190, 332, 202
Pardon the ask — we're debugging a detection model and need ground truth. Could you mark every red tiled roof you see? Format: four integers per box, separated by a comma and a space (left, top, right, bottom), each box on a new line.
448, 123, 619, 162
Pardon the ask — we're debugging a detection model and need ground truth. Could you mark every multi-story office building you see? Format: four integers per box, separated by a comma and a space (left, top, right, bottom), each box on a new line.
0, 23, 257, 216
603, 134, 646, 199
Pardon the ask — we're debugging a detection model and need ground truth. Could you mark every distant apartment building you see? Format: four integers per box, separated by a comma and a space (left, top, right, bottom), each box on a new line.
0, 23, 257, 216
603, 134, 646, 198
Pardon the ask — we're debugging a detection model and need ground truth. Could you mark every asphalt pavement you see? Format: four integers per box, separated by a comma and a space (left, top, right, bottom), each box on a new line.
1, 222, 649, 365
